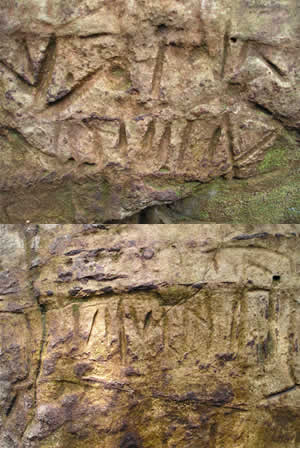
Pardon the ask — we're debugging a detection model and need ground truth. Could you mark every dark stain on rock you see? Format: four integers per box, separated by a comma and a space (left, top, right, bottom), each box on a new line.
216, 353, 236, 363
232, 232, 270, 241
262, 331, 272, 359
69, 286, 82, 296
77, 273, 127, 282
86, 248, 105, 257
57, 271, 73, 282
64, 249, 83, 256
120, 432, 142, 448
142, 248, 155, 259
127, 282, 158, 292
247, 338, 256, 347
124, 366, 142, 377
82, 224, 108, 233
82, 288, 97, 295
0, 271, 19, 295
43, 355, 59, 376
101, 286, 114, 294
210, 384, 234, 405
74, 362, 92, 378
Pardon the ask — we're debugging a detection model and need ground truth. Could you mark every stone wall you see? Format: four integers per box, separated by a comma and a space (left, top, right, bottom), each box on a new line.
0, 0, 299, 222
1, 225, 300, 447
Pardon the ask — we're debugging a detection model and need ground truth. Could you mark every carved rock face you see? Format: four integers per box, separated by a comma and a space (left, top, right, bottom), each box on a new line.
0, 0, 299, 222
0, 225, 300, 447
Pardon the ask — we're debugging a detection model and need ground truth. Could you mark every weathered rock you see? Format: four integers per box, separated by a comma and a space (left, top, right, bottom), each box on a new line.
0, 0, 299, 222
0, 225, 300, 447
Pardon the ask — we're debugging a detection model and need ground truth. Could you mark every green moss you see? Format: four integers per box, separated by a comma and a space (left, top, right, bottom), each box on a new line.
156, 164, 300, 223
110, 66, 132, 91
100, 179, 111, 199
258, 147, 287, 173
145, 178, 200, 200
245, 182, 300, 223
72, 303, 80, 313
197, 210, 209, 220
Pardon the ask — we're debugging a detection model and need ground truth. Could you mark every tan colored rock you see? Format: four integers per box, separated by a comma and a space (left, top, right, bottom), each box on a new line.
0, 0, 299, 222
0, 225, 300, 447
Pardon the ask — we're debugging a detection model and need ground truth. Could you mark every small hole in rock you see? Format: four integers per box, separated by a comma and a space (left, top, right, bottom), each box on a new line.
273, 275, 281, 282
67, 72, 74, 83
230, 37, 237, 43
157, 23, 168, 32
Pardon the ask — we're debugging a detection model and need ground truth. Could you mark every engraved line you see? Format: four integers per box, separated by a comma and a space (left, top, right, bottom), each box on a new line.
234, 131, 277, 166
224, 113, 236, 176
221, 21, 231, 79
34, 35, 57, 109
257, 50, 286, 81
177, 120, 193, 166
118, 120, 128, 151
87, 308, 98, 344
143, 119, 156, 154
159, 123, 171, 170
265, 384, 299, 399
0, 60, 33, 87
151, 44, 166, 98
117, 299, 127, 364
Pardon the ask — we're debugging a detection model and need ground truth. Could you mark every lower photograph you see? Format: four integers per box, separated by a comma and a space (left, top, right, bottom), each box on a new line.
0, 225, 300, 448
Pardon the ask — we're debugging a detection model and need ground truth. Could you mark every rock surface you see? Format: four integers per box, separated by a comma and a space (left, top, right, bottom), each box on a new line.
0, 224, 300, 447
0, 0, 299, 222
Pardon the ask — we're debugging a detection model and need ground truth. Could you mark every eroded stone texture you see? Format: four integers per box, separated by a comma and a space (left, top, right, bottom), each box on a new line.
0, 224, 300, 447
0, 1, 299, 222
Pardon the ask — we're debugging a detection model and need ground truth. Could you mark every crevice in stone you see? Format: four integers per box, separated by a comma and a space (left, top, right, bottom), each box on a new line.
265, 384, 299, 399
23, 226, 47, 408
221, 21, 231, 79
249, 101, 274, 118
87, 308, 98, 344
258, 51, 286, 81
143, 310, 152, 330
46, 64, 103, 111
5, 393, 18, 417
151, 43, 166, 99
232, 232, 270, 241
0, 59, 34, 87
34, 34, 57, 108
79, 33, 115, 39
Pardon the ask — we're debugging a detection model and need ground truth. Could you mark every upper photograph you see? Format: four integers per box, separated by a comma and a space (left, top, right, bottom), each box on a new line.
0, 0, 299, 223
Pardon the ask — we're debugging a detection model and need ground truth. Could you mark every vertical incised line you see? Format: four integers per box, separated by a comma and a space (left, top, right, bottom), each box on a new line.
117, 300, 127, 364
224, 113, 236, 177
177, 120, 192, 167
151, 44, 166, 99
221, 21, 231, 79
159, 123, 171, 170
87, 309, 98, 345
34, 34, 57, 109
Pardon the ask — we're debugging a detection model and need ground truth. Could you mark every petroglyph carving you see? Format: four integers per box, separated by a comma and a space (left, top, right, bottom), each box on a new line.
1, 225, 299, 446
0, 1, 299, 221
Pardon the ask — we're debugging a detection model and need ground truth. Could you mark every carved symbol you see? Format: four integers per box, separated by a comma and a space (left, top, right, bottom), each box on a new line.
151, 44, 166, 99
0, 5, 293, 183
